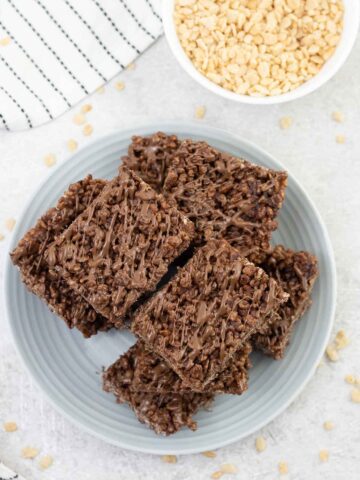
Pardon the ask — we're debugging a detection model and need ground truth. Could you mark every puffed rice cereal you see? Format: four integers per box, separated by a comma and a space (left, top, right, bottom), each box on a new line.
319, 449, 329, 462
174, 0, 344, 97
161, 454, 177, 463
278, 461, 288, 475
4, 421, 18, 432
39, 455, 53, 470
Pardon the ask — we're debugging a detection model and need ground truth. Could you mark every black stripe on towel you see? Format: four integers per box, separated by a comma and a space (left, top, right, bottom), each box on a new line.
144, 0, 161, 22
36, 0, 107, 82
118, 0, 156, 40
0, 112, 10, 130
0, 20, 71, 107
8, 0, 89, 94
91, 0, 141, 54
0, 85, 33, 128
63, 0, 125, 69
0, 55, 53, 119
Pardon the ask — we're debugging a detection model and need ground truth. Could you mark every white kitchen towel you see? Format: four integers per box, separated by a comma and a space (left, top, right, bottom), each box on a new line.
0, 461, 26, 480
0, 0, 162, 131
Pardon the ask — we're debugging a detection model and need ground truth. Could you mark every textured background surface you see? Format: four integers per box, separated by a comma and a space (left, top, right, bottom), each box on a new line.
0, 35, 359, 480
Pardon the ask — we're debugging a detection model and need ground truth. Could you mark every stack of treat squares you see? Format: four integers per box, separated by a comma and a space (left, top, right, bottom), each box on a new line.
11, 132, 318, 435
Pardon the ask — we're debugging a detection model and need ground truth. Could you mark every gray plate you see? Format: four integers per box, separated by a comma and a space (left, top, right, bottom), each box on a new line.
4, 123, 336, 454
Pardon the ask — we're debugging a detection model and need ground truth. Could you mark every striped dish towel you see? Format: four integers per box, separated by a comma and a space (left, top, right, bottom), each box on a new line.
0, 0, 162, 131
0, 461, 26, 479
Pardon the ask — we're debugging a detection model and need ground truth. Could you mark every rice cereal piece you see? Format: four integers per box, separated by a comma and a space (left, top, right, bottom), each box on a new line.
3, 421, 18, 432
21, 447, 39, 459
39, 455, 53, 470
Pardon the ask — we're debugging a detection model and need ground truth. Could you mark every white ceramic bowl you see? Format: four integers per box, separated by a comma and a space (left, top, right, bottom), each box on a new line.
163, 0, 359, 104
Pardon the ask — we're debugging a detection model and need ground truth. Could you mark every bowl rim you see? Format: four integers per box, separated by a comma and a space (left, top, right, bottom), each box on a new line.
163, 0, 360, 104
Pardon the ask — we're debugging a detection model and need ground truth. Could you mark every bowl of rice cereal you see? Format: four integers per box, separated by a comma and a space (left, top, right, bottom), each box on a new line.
163, 0, 359, 104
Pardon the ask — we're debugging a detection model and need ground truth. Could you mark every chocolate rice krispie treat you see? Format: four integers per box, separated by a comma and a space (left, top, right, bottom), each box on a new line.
103, 340, 252, 395
103, 385, 214, 435
10, 176, 108, 337
253, 245, 318, 359
132, 239, 288, 391
122, 132, 180, 192
46, 167, 194, 327
163, 140, 287, 262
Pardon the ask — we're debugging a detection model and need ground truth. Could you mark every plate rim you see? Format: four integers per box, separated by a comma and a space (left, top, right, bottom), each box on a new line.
3, 122, 337, 454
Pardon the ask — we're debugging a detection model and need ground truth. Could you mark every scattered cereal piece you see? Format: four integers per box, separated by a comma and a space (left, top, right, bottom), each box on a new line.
351, 388, 360, 403
278, 461, 288, 475
345, 374, 356, 384
161, 455, 177, 464
319, 449, 329, 462
21, 447, 39, 459
115, 81, 125, 91
279, 117, 293, 130
0, 36, 11, 46
334, 329, 350, 349
5, 218, 16, 232
220, 463, 238, 474
317, 360, 324, 369
332, 111, 344, 123
73, 113, 86, 125
211, 472, 223, 479
195, 105, 206, 119
255, 435, 267, 452
44, 154, 56, 167
336, 135, 346, 144
0, 233, 4, 241
326, 345, 339, 362
4, 421, 18, 432
96, 86, 105, 94
67, 139, 78, 152
127, 62, 136, 70
202, 450, 217, 458
39, 455, 53, 470
323, 421, 334, 431
82, 124, 93, 136
81, 104, 92, 114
